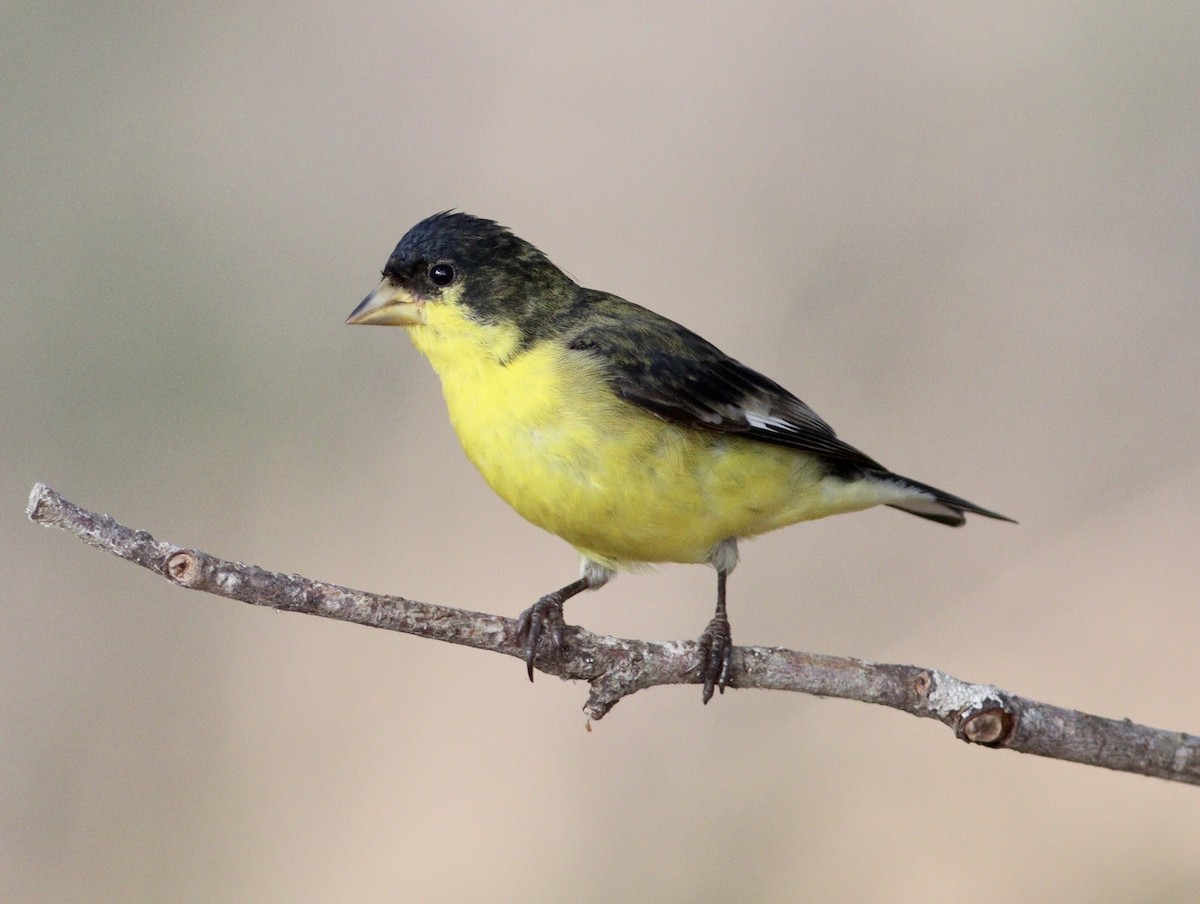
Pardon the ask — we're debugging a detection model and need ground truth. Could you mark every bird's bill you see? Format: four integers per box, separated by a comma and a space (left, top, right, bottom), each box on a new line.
345, 280, 426, 326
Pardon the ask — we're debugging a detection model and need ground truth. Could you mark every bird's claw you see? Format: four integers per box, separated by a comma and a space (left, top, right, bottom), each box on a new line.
515, 595, 566, 680
697, 612, 733, 703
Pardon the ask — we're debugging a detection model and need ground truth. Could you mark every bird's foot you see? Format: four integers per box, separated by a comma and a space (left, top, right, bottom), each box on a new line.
515, 594, 567, 681
697, 611, 733, 704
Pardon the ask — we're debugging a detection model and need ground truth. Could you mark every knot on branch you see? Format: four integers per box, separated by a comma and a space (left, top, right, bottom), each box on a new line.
165, 550, 202, 586
918, 669, 1016, 746
958, 701, 1016, 746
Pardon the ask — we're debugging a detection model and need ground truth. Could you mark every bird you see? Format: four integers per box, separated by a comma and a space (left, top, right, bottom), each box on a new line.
347, 211, 1012, 702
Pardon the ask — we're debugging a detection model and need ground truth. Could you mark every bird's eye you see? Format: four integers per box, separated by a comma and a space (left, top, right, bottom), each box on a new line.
428, 263, 455, 287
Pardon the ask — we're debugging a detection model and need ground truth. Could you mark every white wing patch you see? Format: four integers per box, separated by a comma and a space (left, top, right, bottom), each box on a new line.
744, 411, 794, 432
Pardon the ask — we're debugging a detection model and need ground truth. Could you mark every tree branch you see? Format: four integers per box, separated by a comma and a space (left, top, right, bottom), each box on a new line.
26, 482, 1200, 786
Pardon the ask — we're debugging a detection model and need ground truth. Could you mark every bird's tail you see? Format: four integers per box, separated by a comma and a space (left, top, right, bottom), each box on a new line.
876, 471, 1015, 526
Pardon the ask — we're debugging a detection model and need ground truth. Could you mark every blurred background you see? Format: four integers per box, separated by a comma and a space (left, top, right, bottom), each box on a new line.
5, 3, 1199, 901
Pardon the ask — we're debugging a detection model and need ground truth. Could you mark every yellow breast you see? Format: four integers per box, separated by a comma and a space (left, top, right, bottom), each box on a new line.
407, 298, 881, 567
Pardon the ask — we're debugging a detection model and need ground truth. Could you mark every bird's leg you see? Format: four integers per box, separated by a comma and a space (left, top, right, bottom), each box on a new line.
698, 569, 734, 703
516, 560, 612, 681
698, 539, 738, 703
515, 578, 586, 680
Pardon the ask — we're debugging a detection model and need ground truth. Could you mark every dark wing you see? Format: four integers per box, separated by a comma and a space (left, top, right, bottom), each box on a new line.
562, 292, 885, 473
561, 291, 1015, 525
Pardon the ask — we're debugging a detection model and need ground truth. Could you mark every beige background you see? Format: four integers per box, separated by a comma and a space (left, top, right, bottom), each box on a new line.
6, 3, 1199, 902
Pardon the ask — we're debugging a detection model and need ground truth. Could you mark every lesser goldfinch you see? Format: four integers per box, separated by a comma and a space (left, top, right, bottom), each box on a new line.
348, 212, 1012, 702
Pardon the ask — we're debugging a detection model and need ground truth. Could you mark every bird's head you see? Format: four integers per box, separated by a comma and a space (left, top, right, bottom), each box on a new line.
347, 212, 577, 342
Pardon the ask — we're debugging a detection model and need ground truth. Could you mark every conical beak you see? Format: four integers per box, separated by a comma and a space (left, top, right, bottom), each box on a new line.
346, 280, 426, 326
